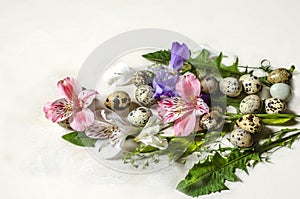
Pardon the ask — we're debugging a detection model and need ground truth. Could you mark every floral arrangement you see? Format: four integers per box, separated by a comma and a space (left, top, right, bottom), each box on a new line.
44, 42, 300, 197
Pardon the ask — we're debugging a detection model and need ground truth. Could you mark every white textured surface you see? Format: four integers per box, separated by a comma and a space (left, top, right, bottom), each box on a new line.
1, 0, 300, 199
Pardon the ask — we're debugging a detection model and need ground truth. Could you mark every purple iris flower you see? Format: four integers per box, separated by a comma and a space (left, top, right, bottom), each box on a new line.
169, 42, 191, 71
152, 67, 179, 99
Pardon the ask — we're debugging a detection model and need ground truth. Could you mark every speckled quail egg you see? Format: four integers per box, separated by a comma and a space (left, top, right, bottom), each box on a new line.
200, 75, 218, 93
264, 98, 286, 114
236, 114, 263, 134
132, 70, 154, 87
135, 85, 156, 107
270, 83, 292, 101
239, 74, 262, 94
219, 77, 242, 97
239, 95, 262, 114
105, 91, 131, 111
58, 119, 72, 129
267, 68, 292, 84
199, 110, 224, 130
230, 128, 253, 148
127, 107, 152, 127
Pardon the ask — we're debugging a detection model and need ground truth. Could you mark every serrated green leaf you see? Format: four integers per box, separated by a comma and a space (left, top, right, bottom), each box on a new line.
62, 131, 97, 147
177, 128, 300, 197
142, 50, 171, 65
188, 50, 245, 78
176, 150, 259, 197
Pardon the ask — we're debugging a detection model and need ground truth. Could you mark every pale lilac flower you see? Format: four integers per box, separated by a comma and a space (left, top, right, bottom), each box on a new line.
152, 66, 179, 99
43, 77, 98, 131
169, 42, 191, 71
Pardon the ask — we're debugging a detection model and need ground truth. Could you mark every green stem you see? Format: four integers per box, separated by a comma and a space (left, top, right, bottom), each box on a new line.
226, 113, 300, 120
256, 131, 300, 154
238, 65, 261, 69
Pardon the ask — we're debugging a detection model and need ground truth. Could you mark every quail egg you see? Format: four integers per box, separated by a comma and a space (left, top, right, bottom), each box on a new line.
127, 107, 152, 127
270, 83, 292, 101
199, 110, 224, 130
239, 95, 262, 114
132, 70, 154, 87
58, 119, 72, 129
135, 85, 156, 107
219, 77, 242, 97
230, 128, 254, 148
267, 68, 291, 84
105, 91, 131, 111
236, 114, 262, 134
239, 74, 262, 94
264, 98, 286, 114
200, 75, 218, 93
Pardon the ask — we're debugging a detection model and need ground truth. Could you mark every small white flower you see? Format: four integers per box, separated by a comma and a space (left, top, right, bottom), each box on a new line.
135, 116, 168, 150
103, 62, 136, 86
85, 109, 139, 159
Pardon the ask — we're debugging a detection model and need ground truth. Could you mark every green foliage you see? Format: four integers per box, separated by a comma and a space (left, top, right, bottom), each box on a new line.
289, 65, 295, 73
177, 150, 260, 196
226, 113, 299, 125
62, 131, 97, 147
188, 50, 246, 78
259, 76, 272, 87
142, 50, 171, 65
214, 96, 243, 111
177, 128, 300, 197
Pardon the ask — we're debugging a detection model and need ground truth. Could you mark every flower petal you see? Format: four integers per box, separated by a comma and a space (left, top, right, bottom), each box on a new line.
85, 120, 117, 139
100, 109, 138, 134
43, 99, 73, 122
136, 135, 168, 150
152, 66, 178, 99
78, 89, 98, 108
69, 108, 94, 131
109, 130, 127, 148
135, 116, 161, 139
169, 42, 190, 71
174, 112, 196, 136
157, 97, 186, 123
57, 77, 82, 101
134, 116, 168, 150
102, 62, 136, 86
195, 97, 210, 116
175, 73, 200, 101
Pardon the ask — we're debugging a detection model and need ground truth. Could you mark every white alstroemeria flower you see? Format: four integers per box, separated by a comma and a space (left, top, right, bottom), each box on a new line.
134, 116, 168, 150
102, 62, 136, 86
85, 109, 139, 159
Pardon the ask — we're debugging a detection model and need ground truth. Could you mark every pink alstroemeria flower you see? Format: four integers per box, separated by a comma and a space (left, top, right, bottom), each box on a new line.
43, 77, 98, 131
157, 73, 209, 136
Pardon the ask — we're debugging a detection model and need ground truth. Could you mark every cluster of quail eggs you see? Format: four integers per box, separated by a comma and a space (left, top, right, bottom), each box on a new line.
104, 70, 157, 127
219, 68, 292, 115
226, 68, 293, 148
198, 75, 225, 130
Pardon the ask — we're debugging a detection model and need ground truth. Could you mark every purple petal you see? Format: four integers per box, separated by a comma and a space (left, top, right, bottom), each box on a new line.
152, 67, 179, 99
200, 93, 211, 107
169, 42, 190, 71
